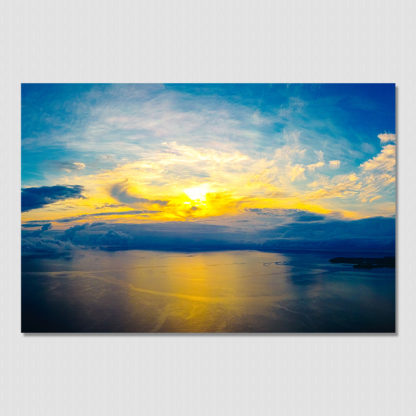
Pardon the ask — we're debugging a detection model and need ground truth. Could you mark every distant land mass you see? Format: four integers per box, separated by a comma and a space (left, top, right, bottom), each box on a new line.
330, 256, 395, 269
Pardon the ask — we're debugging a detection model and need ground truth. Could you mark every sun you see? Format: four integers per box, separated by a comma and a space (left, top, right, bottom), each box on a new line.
184, 184, 210, 202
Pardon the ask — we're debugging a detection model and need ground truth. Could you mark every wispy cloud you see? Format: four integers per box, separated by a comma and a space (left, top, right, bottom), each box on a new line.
305, 138, 396, 213
110, 180, 168, 206
329, 160, 341, 169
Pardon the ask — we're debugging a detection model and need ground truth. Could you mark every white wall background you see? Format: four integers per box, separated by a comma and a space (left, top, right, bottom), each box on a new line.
1, 1, 415, 415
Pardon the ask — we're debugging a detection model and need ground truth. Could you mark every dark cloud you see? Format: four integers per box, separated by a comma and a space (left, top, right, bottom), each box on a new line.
62, 223, 89, 241
22, 185, 84, 212
21, 215, 395, 257
263, 216, 395, 239
247, 208, 326, 222
261, 217, 395, 251
22, 223, 48, 228
21, 228, 74, 257
55, 209, 160, 223
110, 180, 168, 206
43, 161, 85, 171
25, 222, 52, 237
294, 212, 325, 222
41, 223, 52, 231
59, 222, 241, 251
95, 203, 123, 209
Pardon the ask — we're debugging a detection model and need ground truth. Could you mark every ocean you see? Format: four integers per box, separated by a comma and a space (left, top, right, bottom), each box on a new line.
21, 249, 395, 333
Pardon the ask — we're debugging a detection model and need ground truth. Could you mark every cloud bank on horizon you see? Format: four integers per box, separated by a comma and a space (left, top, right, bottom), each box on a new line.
21, 83, 396, 254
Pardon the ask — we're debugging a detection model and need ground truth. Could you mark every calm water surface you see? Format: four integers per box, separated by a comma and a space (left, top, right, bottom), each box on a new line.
22, 250, 395, 332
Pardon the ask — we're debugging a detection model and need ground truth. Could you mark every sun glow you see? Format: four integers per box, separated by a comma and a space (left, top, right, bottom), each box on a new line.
184, 184, 210, 202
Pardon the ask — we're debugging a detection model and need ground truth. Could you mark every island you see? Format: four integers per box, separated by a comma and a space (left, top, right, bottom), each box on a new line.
329, 256, 395, 269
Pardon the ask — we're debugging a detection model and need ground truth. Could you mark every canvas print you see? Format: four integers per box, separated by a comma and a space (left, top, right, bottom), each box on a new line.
21, 84, 396, 333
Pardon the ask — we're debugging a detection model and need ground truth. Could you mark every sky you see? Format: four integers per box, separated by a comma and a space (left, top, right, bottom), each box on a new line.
21, 84, 396, 254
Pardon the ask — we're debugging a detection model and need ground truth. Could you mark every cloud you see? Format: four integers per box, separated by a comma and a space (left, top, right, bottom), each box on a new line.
21, 214, 395, 256
40, 223, 52, 231
261, 216, 395, 251
110, 180, 168, 206
21, 83, 396, 221
21, 185, 84, 212
264, 216, 394, 239
21, 225, 73, 257
246, 208, 326, 223
57, 222, 243, 252
369, 195, 382, 203
22, 236, 74, 257
21, 130, 396, 223
304, 137, 396, 215
306, 161, 325, 171
289, 165, 306, 182
306, 174, 361, 200
294, 212, 326, 222
22, 222, 49, 228
361, 144, 395, 172
73, 162, 86, 169
55, 210, 160, 223
378, 133, 396, 143
45, 161, 86, 172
